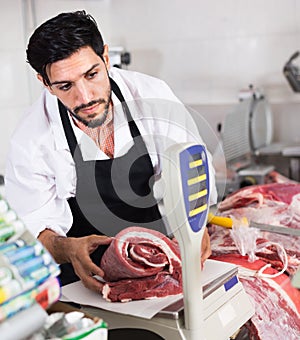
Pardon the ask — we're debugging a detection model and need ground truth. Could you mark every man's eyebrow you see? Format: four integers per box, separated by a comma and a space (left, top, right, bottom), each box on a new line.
50, 63, 101, 86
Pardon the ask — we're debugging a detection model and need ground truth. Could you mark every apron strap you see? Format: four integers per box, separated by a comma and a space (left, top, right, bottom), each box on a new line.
109, 77, 141, 139
58, 99, 80, 159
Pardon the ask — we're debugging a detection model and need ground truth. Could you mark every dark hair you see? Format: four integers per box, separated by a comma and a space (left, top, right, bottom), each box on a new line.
26, 10, 105, 86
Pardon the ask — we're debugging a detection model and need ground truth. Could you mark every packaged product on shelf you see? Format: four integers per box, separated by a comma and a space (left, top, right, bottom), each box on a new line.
0, 194, 61, 322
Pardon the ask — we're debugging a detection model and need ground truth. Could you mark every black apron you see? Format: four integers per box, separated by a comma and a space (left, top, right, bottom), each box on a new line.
58, 78, 165, 285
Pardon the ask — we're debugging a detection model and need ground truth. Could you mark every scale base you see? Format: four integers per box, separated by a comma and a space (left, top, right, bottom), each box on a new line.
82, 261, 254, 340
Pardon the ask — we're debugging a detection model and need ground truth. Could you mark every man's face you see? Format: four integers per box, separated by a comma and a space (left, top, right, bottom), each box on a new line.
42, 45, 112, 127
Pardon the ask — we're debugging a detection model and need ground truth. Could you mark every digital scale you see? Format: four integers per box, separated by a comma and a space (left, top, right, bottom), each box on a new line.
81, 143, 254, 339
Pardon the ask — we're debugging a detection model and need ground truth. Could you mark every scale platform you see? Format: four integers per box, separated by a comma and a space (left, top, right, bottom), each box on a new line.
82, 260, 254, 340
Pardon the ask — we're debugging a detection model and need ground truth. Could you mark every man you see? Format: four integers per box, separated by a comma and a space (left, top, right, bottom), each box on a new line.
5, 11, 217, 294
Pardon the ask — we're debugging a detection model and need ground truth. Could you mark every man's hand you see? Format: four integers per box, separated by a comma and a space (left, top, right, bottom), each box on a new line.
201, 227, 211, 268
38, 229, 111, 293
66, 235, 112, 292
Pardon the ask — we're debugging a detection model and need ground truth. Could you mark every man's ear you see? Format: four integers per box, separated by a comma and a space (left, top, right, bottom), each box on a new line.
102, 44, 110, 69
37, 74, 54, 94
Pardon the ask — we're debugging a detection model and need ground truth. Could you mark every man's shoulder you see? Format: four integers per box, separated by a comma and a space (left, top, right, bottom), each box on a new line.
10, 90, 54, 144
109, 67, 178, 101
110, 67, 164, 84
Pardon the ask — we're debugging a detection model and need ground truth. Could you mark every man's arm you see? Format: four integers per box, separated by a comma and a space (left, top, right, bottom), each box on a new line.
201, 228, 212, 268
38, 229, 111, 292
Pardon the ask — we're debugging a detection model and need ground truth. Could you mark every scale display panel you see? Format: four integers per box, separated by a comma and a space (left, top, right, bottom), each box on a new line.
179, 144, 210, 233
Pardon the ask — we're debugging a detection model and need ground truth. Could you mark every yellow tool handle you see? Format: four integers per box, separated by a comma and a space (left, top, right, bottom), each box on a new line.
207, 213, 233, 229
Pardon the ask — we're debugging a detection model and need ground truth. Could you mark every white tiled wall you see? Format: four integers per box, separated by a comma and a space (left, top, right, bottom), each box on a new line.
0, 0, 30, 174
1, 0, 300, 175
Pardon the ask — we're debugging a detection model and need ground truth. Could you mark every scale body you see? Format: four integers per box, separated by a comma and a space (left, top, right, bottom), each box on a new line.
82, 143, 254, 339
83, 259, 253, 340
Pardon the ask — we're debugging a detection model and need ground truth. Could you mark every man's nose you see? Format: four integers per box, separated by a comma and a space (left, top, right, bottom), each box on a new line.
75, 81, 92, 104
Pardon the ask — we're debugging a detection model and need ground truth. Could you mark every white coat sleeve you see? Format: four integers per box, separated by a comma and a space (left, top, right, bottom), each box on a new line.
5, 139, 73, 238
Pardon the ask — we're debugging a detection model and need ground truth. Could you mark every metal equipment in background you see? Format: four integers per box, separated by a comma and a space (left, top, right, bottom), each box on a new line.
109, 46, 131, 69
218, 77, 300, 196
218, 86, 275, 196
281, 51, 300, 181
283, 51, 300, 92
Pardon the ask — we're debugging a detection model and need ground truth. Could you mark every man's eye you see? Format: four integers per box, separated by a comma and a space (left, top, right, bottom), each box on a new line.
87, 71, 97, 79
59, 84, 72, 91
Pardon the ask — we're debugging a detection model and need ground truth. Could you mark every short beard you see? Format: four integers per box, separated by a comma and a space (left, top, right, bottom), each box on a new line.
70, 104, 109, 128
69, 90, 112, 128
